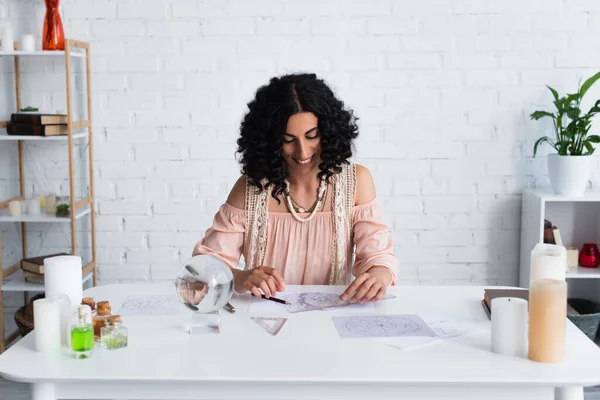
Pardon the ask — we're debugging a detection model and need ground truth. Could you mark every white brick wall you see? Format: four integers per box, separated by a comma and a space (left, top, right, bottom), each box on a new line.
2, 0, 600, 314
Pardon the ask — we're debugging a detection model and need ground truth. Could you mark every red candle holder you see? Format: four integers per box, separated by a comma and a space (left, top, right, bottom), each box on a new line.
42, 0, 65, 50
579, 243, 600, 268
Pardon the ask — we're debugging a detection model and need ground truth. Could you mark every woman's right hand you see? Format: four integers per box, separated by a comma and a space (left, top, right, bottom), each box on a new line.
232, 266, 285, 298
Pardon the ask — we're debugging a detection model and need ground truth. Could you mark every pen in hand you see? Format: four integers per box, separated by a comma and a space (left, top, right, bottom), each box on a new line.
252, 293, 291, 305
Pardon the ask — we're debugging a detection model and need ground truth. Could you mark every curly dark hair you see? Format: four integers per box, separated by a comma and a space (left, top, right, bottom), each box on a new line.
236, 73, 359, 201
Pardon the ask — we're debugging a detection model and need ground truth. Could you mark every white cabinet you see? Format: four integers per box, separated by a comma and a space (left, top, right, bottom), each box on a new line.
520, 189, 600, 303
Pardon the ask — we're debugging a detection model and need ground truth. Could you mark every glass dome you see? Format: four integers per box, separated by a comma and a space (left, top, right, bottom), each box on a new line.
175, 254, 234, 314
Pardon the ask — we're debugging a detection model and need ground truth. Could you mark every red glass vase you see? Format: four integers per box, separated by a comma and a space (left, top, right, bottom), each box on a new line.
42, 0, 64, 50
579, 243, 600, 268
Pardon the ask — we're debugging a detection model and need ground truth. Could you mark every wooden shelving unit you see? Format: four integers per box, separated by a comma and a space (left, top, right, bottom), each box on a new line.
0, 39, 97, 353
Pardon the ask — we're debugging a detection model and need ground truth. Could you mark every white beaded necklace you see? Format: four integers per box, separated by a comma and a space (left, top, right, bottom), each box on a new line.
283, 178, 327, 223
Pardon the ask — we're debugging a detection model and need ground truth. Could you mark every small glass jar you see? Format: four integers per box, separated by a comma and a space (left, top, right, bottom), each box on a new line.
100, 315, 128, 350
70, 305, 94, 359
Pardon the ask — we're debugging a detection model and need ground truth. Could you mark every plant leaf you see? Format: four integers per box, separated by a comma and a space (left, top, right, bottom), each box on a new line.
566, 107, 581, 119
533, 136, 550, 157
530, 111, 555, 120
565, 93, 580, 106
584, 141, 595, 154
579, 71, 600, 99
587, 135, 600, 143
547, 85, 560, 102
588, 99, 600, 115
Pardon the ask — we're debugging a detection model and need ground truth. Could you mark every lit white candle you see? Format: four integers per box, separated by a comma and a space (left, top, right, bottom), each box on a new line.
33, 298, 61, 354
530, 243, 566, 282
44, 255, 83, 307
491, 297, 528, 357
8, 201, 21, 216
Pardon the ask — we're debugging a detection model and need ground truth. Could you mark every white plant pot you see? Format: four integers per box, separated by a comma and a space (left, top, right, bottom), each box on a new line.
547, 154, 593, 196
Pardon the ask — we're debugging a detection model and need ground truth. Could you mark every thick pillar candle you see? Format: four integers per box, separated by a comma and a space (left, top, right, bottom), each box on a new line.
33, 298, 61, 354
491, 297, 528, 357
44, 255, 83, 307
530, 243, 566, 282
528, 279, 567, 363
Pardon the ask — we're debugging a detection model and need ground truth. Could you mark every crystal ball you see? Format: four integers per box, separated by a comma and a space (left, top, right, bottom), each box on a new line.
174, 255, 234, 313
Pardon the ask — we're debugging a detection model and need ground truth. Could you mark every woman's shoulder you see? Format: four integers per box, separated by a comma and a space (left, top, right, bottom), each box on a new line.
353, 163, 376, 206
226, 175, 247, 210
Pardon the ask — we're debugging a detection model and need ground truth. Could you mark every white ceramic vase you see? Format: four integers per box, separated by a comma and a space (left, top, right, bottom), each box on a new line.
547, 154, 593, 196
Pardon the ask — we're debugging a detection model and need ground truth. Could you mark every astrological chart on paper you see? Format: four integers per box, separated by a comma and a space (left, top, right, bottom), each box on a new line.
249, 292, 396, 313
331, 314, 436, 339
118, 294, 190, 316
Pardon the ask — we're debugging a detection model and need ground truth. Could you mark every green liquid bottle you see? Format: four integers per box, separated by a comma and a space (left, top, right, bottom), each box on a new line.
71, 305, 94, 359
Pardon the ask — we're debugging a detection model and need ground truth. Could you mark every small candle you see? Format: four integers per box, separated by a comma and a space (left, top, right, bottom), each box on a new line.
20, 34, 35, 52
491, 297, 528, 357
1, 27, 14, 52
29, 199, 41, 216
33, 298, 62, 354
8, 200, 21, 216
20, 200, 28, 214
530, 243, 566, 282
45, 194, 56, 214
528, 279, 567, 363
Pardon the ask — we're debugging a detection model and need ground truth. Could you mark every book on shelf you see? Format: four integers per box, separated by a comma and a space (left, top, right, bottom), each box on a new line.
23, 271, 44, 284
21, 252, 69, 275
7, 122, 68, 136
10, 112, 68, 125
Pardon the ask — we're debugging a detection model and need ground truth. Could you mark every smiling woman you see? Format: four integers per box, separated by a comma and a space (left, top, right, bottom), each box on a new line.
192, 73, 399, 305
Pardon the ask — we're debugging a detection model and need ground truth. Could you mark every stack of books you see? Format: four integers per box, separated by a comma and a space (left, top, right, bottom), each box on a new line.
481, 287, 578, 319
21, 252, 69, 284
6, 113, 68, 137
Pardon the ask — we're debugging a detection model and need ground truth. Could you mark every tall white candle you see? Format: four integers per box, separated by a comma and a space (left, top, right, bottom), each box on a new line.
491, 297, 528, 357
44, 255, 83, 307
530, 243, 566, 282
33, 298, 61, 353
47, 293, 71, 346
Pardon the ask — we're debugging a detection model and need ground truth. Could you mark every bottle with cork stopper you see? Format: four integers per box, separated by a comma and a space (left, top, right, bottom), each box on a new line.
92, 300, 111, 341
100, 315, 128, 350
82, 297, 96, 318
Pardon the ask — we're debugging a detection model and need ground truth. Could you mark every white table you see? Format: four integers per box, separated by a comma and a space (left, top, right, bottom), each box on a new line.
1, 284, 599, 400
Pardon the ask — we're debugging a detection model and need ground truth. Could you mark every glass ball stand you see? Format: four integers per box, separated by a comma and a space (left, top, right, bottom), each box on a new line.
174, 255, 234, 335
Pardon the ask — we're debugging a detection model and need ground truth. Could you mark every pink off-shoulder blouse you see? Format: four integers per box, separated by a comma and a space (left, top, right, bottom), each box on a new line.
193, 198, 398, 285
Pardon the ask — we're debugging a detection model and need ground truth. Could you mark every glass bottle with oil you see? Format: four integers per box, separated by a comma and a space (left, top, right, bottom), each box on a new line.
100, 315, 128, 350
93, 300, 111, 341
70, 305, 94, 359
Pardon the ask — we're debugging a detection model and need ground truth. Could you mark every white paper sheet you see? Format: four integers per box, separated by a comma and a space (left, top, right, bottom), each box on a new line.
118, 294, 191, 316
248, 292, 395, 313
372, 313, 488, 350
332, 314, 436, 339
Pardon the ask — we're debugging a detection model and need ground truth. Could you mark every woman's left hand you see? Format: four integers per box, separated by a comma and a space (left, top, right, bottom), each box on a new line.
339, 266, 393, 303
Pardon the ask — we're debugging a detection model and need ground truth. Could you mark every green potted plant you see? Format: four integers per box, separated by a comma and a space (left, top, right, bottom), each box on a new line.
530, 71, 600, 196
55, 203, 69, 217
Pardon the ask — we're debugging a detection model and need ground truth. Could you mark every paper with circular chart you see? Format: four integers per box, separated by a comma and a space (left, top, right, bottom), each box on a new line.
331, 314, 436, 339
248, 292, 396, 313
